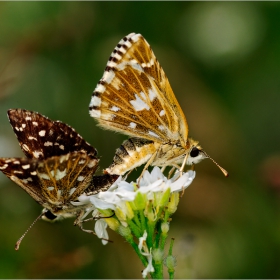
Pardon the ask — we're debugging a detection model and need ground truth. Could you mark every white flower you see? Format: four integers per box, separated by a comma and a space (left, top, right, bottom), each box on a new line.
75, 167, 195, 244
80, 167, 195, 210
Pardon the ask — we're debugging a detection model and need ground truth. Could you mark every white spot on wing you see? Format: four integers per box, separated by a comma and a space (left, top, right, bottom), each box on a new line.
148, 88, 157, 102
87, 160, 97, 168
159, 110, 165, 116
54, 169, 67, 180
111, 106, 120, 112
22, 123, 26, 128
25, 116, 32, 121
22, 144, 30, 151
39, 130, 46, 137
38, 173, 50, 180
47, 186, 54, 191
0, 164, 8, 170
90, 109, 101, 118
30, 171, 37, 175
130, 60, 143, 72
28, 136, 37, 141
103, 71, 115, 84
77, 176, 84, 182
32, 121, 38, 126
130, 94, 150, 111
95, 84, 105, 93
91, 96, 101, 107
22, 164, 30, 169
44, 141, 53, 146
129, 122, 137, 129
158, 125, 164, 131
148, 131, 159, 138
33, 151, 43, 158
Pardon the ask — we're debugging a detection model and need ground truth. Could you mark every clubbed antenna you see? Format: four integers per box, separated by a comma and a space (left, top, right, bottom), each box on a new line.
203, 151, 229, 177
15, 212, 44, 250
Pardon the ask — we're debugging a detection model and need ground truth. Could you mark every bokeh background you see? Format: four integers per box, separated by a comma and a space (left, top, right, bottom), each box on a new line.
0, 2, 279, 278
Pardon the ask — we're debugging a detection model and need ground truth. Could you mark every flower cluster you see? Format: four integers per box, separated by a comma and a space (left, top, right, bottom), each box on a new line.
75, 167, 195, 278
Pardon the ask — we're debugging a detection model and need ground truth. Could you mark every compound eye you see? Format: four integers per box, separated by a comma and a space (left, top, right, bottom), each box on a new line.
190, 147, 200, 157
44, 210, 57, 221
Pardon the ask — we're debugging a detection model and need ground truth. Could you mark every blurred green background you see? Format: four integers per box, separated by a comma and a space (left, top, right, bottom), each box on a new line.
0, 2, 279, 278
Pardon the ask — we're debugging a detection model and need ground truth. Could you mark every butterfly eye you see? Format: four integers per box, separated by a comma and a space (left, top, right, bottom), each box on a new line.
43, 210, 57, 221
190, 147, 200, 158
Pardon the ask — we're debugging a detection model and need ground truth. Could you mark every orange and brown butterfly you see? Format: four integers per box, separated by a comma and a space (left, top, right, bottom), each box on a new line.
89, 33, 228, 177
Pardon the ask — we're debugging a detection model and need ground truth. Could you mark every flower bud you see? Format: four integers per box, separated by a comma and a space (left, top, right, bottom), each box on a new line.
164, 255, 177, 271
118, 225, 131, 238
167, 192, 179, 214
105, 217, 120, 231
130, 192, 146, 210
159, 187, 171, 207
161, 222, 169, 234
152, 248, 164, 264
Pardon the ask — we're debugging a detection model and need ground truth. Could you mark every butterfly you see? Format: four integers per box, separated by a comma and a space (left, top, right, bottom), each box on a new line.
89, 33, 228, 177
0, 109, 118, 249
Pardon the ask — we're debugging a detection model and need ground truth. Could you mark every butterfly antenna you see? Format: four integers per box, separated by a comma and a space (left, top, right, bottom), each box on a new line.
15, 211, 44, 250
203, 152, 229, 177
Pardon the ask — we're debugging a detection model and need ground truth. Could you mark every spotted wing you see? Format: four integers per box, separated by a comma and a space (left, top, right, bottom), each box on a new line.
0, 152, 99, 211
89, 33, 188, 144
8, 109, 97, 159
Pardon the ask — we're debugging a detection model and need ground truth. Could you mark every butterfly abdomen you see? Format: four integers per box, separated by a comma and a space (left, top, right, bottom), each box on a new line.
105, 137, 160, 175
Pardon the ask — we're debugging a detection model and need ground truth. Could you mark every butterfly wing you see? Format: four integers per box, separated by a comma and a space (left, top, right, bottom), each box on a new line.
89, 33, 188, 145
8, 109, 97, 159
0, 152, 99, 211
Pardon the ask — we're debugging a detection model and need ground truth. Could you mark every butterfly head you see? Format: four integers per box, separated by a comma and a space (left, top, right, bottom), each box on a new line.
187, 138, 229, 177
41, 209, 67, 222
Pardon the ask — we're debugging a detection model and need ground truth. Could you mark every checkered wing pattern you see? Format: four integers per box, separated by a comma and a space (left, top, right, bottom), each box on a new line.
8, 109, 97, 160
0, 109, 119, 217
89, 33, 188, 145
0, 152, 98, 211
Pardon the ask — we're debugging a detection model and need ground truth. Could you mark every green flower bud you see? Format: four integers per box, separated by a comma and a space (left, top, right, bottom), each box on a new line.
167, 192, 179, 214
118, 225, 131, 238
164, 255, 177, 271
152, 248, 164, 264
161, 222, 169, 234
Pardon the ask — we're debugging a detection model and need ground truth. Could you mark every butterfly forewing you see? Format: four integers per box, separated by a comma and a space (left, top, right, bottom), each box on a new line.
89, 33, 188, 145
8, 109, 97, 159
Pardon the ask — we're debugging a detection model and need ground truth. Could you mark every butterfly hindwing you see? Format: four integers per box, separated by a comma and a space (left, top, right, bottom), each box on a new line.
0, 152, 99, 213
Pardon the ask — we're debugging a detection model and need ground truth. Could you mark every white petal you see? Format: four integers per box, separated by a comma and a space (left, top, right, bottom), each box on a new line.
138, 230, 147, 251
90, 196, 116, 210
95, 219, 109, 245
142, 248, 154, 278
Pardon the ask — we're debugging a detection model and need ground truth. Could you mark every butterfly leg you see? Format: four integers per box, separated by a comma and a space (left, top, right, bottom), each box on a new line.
137, 148, 161, 185
179, 153, 189, 176
167, 166, 175, 179
74, 211, 113, 243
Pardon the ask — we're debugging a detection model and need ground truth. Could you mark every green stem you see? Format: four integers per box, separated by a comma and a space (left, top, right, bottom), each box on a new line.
127, 219, 142, 238
151, 262, 163, 279
146, 220, 156, 248
140, 210, 146, 231
133, 211, 141, 228
155, 221, 162, 247
125, 234, 148, 267
167, 238, 175, 279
